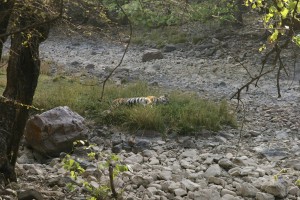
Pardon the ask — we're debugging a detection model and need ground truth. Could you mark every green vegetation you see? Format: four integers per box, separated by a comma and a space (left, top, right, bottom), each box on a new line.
0, 72, 236, 135
63, 147, 128, 200
0, 61, 236, 135
103, 0, 236, 28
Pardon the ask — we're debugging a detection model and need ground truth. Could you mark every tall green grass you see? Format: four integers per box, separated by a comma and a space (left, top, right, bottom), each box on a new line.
0, 71, 237, 135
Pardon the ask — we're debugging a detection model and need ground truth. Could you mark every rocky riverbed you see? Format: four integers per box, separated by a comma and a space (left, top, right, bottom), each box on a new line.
1, 21, 300, 199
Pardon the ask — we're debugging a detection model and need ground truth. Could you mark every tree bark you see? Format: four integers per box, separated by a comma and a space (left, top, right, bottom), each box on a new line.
0, 3, 50, 184
0, 0, 15, 61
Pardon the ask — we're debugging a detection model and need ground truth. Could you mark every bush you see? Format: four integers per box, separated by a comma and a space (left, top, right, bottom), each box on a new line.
103, 0, 236, 28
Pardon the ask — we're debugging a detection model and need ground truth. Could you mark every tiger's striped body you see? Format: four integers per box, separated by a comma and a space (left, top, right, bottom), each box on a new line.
112, 95, 168, 108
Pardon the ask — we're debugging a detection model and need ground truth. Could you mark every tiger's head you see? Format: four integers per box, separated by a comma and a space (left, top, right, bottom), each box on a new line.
157, 94, 169, 104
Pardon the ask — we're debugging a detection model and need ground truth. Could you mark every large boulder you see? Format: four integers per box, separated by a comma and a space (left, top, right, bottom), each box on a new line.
24, 106, 88, 157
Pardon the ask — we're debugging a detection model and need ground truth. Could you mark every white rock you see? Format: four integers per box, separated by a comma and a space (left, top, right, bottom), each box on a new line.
208, 177, 226, 187
142, 150, 158, 157
262, 181, 288, 198
288, 186, 300, 196
180, 149, 198, 159
180, 160, 195, 169
256, 192, 275, 200
174, 188, 187, 197
204, 164, 222, 178
181, 179, 200, 192
221, 194, 240, 200
146, 187, 158, 196
131, 175, 153, 186
149, 157, 160, 165
168, 182, 181, 192
194, 189, 221, 200
158, 170, 172, 181
221, 189, 237, 197
125, 154, 143, 164
236, 182, 259, 197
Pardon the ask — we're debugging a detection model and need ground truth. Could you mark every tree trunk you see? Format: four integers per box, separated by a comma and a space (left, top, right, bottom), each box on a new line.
234, 0, 244, 26
0, 4, 50, 184
0, 0, 15, 61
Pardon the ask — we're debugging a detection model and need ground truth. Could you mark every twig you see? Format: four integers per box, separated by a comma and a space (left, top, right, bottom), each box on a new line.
99, 0, 132, 101
235, 99, 246, 157
109, 163, 118, 199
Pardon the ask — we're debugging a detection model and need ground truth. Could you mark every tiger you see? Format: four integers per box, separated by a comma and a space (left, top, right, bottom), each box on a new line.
112, 94, 169, 107
102, 95, 168, 115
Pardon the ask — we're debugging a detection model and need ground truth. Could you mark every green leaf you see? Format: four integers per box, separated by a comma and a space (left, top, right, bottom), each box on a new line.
264, 13, 274, 23
274, 175, 278, 181
292, 35, 300, 46
280, 7, 289, 19
259, 44, 266, 52
277, 1, 284, 8
70, 171, 76, 179
269, 29, 279, 42
110, 154, 119, 162
288, 1, 296, 10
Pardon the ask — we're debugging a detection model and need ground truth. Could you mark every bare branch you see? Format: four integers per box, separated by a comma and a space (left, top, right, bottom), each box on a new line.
99, 0, 132, 101
109, 163, 118, 199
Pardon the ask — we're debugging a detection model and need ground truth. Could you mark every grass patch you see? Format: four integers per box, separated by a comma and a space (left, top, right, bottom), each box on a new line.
0, 71, 237, 135
94, 85, 237, 134
132, 28, 187, 47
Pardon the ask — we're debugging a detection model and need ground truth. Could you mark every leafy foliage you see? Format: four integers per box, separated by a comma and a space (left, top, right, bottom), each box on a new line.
245, 0, 300, 47
62, 147, 128, 200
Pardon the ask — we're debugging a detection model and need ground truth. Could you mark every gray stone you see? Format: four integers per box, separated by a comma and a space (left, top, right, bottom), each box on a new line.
142, 150, 158, 158
208, 177, 226, 187
85, 64, 95, 70
221, 189, 237, 197
18, 189, 43, 200
180, 160, 195, 169
24, 106, 88, 156
236, 182, 259, 197
142, 49, 163, 62
124, 154, 143, 164
288, 186, 300, 196
256, 192, 275, 200
262, 181, 288, 198
168, 182, 181, 192
164, 44, 176, 52
221, 194, 240, 200
131, 175, 153, 187
194, 189, 221, 200
174, 188, 187, 197
204, 164, 222, 178
180, 149, 198, 158
132, 139, 152, 153
181, 179, 200, 192
149, 157, 160, 165
158, 170, 172, 181
218, 158, 235, 170
228, 167, 241, 176
146, 187, 158, 196
261, 148, 289, 161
